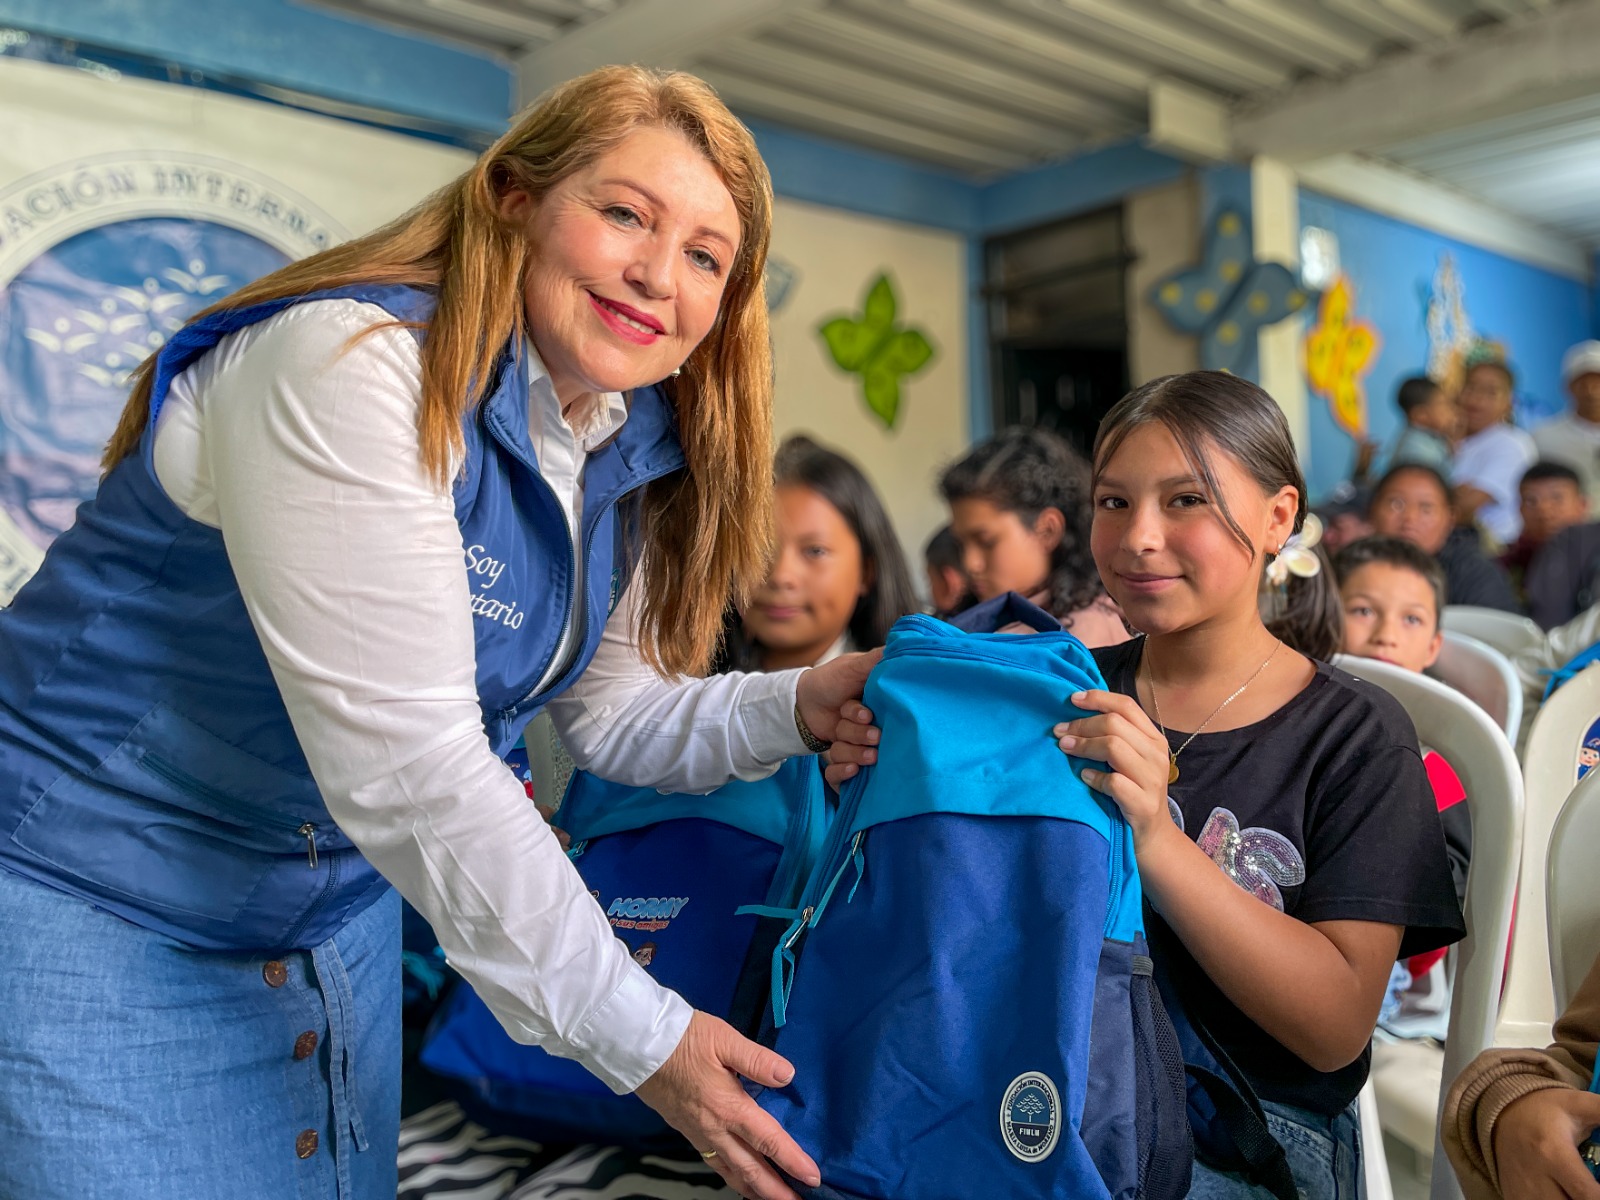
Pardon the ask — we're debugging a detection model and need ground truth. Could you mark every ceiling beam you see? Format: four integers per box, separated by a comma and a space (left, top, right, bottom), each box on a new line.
702, 37, 1081, 154
1234, 0, 1600, 161
782, 8, 1141, 133
693, 67, 1030, 173
516, 0, 822, 102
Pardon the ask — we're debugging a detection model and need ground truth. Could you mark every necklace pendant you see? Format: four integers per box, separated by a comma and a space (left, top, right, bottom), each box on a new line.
1168, 755, 1180, 785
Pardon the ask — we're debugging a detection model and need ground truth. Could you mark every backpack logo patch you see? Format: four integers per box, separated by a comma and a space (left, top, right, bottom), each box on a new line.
605, 895, 688, 933
1000, 1072, 1060, 1163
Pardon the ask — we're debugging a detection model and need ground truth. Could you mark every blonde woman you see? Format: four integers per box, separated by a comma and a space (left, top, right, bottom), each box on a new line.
0, 67, 873, 1200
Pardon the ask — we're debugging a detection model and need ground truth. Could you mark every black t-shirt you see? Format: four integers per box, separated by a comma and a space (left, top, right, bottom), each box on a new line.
1094, 639, 1466, 1115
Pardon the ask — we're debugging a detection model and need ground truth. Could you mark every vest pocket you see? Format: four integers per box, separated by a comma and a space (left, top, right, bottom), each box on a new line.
10, 703, 327, 924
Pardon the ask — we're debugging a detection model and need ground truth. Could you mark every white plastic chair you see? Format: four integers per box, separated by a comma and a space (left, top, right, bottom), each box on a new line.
1547, 766, 1600, 1012
1431, 632, 1522, 743
1441, 606, 1545, 660
1497, 665, 1600, 1050
1359, 1078, 1395, 1200
1331, 655, 1523, 1200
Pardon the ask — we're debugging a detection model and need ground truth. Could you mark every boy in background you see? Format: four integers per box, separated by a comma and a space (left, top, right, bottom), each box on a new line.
1356, 375, 1458, 487
1335, 537, 1471, 992
1507, 463, 1600, 629
922, 524, 969, 619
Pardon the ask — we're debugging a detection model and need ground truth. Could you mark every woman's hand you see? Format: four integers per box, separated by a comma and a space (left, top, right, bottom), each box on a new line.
634, 1011, 821, 1200
1491, 1086, 1600, 1200
1053, 689, 1172, 846
795, 650, 882, 789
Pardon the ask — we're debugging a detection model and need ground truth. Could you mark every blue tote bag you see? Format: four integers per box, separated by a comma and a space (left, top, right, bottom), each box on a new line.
419, 754, 830, 1147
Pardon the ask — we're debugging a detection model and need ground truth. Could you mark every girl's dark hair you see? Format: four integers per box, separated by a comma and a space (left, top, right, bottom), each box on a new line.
938, 426, 1101, 623
1262, 544, 1343, 661
717, 435, 917, 673
1334, 534, 1449, 618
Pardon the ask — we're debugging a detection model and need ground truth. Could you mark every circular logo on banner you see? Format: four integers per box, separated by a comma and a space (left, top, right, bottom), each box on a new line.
0, 152, 348, 599
1000, 1071, 1061, 1163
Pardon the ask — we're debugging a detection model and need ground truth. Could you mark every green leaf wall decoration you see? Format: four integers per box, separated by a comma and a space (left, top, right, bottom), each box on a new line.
817, 273, 935, 430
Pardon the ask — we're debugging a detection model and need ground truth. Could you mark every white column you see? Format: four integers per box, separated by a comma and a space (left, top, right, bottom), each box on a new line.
1250, 156, 1309, 460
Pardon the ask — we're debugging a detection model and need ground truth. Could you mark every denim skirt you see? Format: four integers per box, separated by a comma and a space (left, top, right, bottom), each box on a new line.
0, 865, 401, 1200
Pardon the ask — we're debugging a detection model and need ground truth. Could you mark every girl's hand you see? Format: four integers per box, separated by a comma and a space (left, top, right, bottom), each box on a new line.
1053, 689, 1172, 845
1491, 1086, 1600, 1200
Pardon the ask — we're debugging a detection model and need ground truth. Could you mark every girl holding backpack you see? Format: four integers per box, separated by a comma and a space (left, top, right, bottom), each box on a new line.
1051, 372, 1466, 1197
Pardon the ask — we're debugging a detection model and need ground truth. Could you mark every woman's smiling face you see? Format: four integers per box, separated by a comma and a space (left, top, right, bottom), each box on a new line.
503, 124, 741, 403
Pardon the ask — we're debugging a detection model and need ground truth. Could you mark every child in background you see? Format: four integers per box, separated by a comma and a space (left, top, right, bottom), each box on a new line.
1501, 462, 1590, 593
1055, 371, 1464, 1199
922, 524, 969, 619
1334, 536, 1472, 981
939, 426, 1130, 647
1368, 463, 1521, 613
723, 435, 919, 672
1355, 375, 1458, 486
1506, 463, 1600, 629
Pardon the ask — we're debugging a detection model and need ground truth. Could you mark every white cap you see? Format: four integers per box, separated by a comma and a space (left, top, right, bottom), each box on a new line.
1563, 340, 1600, 384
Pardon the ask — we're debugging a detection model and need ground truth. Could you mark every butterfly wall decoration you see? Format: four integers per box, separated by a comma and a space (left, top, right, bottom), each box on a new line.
1304, 276, 1381, 440
818, 273, 935, 431
1149, 208, 1314, 375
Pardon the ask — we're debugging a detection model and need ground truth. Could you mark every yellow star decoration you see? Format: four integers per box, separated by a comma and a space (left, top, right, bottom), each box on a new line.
1303, 275, 1381, 441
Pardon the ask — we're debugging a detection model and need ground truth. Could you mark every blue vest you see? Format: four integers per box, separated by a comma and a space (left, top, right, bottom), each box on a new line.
0, 284, 685, 951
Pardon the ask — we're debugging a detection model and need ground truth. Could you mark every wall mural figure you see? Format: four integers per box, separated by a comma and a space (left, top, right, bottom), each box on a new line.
1149, 207, 1313, 375
1304, 275, 1381, 441
817, 272, 934, 431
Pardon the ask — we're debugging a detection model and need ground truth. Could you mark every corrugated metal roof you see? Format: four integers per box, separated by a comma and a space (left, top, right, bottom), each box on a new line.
308, 0, 1598, 246
1377, 92, 1600, 246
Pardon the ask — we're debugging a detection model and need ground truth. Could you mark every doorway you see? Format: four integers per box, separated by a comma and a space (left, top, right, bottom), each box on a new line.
985, 206, 1130, 458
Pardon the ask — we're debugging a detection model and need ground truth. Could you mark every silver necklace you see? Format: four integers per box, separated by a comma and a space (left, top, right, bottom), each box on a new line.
1145, 640, 1282, 784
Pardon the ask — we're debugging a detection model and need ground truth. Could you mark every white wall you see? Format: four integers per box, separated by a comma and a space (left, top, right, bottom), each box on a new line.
767, 196, 969, 577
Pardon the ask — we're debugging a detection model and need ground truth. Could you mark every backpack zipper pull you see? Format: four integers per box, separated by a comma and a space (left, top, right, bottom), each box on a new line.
298, 823, 318, 870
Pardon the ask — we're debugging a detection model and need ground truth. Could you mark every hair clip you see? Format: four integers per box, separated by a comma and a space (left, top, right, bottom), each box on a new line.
1266, 512, 1323, 587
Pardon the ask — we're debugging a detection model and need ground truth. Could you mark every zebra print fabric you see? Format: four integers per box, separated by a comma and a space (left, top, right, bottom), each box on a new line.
397, 1101, 736, 1200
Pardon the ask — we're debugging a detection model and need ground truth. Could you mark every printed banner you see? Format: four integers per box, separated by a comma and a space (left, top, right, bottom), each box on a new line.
0, 56, 474, 601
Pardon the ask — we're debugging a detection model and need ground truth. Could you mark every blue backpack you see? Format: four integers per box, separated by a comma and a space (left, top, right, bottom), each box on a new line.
752, 597, 1193, 1200
418, 754, 830, 1147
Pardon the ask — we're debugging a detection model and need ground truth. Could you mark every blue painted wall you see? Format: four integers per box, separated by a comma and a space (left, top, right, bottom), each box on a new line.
0, 0, 512, 136
1298, 188, 1594, 503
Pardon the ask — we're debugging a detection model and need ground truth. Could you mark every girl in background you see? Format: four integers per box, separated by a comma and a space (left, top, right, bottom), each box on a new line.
1055, 371, 1465, 1198
939, 426, 1130, 647
724, 435, 918, 672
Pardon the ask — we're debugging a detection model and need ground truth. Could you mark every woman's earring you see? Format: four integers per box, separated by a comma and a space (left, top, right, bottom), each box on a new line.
670, 366, 682, 377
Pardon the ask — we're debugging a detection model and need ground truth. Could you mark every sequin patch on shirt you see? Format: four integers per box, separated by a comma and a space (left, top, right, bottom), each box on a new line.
1194, 807, 1306, 912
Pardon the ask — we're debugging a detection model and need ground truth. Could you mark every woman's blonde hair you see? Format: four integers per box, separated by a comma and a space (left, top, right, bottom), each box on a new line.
103, 65, 775, 677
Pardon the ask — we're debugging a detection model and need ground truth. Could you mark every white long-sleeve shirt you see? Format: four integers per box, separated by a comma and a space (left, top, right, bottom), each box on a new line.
151, 298, 807, 1092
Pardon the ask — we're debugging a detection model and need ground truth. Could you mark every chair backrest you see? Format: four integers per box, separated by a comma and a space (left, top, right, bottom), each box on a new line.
1547, 766, 1600, 1013
1331, 655, 1522, 1200
1442, 606, 1546, 660
1432, 632, 1522, 743
1499, 665, 1600, 1048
